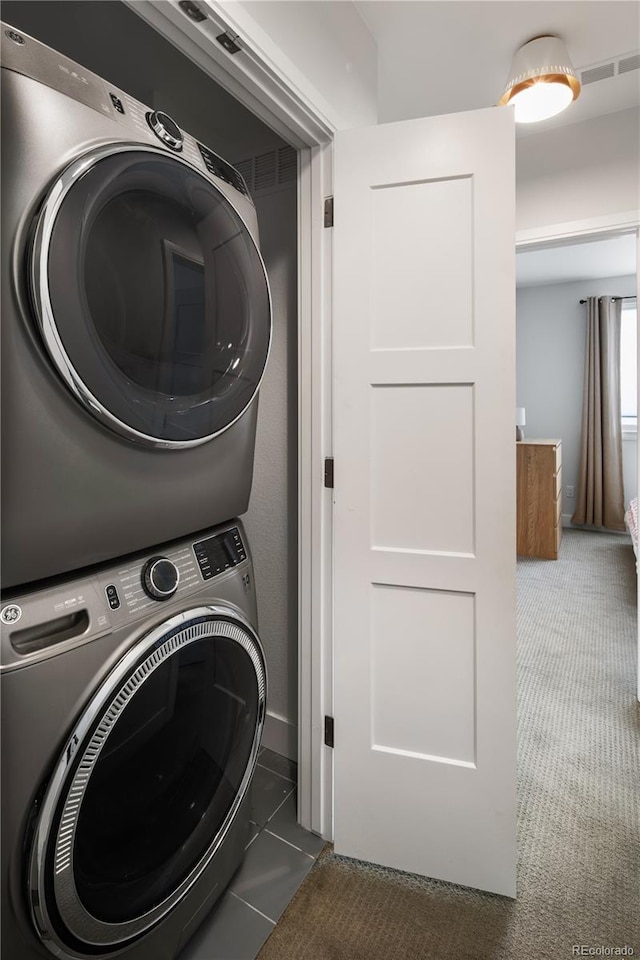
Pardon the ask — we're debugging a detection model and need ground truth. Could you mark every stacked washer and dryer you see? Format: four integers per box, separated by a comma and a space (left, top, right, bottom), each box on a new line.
1, 23, 272, 960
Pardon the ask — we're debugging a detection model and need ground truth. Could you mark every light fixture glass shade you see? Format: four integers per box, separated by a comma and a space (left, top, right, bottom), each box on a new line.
499, 36, 580, 123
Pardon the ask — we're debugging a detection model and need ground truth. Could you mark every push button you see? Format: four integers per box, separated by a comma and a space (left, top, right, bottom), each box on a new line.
109, 93, 125, 114
105, 584, 120, 610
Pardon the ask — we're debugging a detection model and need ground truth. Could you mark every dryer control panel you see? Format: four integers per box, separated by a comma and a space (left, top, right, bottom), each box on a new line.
0, 22, 251, 200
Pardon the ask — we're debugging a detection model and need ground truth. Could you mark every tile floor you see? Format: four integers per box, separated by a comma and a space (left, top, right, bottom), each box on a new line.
179, 747, 325, 960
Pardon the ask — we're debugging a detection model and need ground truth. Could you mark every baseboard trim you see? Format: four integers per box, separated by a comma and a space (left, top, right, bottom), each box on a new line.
563, 515, 630, 535
262, 711, 298, 762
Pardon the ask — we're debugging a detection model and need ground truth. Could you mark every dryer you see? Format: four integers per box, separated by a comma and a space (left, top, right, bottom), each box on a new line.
1, 24, 272, 588
1, 519, 266, 960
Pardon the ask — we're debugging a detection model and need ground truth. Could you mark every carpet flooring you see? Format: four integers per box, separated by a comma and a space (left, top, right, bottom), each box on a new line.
257, 530, 640, 960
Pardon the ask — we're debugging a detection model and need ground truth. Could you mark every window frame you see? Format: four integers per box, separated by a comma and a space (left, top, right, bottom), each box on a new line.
620, 301, 637, 440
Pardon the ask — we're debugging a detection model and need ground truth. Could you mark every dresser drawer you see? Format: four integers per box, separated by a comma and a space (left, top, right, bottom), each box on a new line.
554, 465, 562, 500
516, 439, 563, 560
554, 441, 562, 470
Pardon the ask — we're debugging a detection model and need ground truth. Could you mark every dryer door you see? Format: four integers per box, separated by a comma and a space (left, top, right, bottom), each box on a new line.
29, 606, 266, 953
30, 145, 271, 448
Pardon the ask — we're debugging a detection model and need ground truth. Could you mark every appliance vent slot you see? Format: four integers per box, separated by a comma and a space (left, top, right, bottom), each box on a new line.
254, 152, 277, 191
278, 146, 297, 184
618, 53, 640, 74
581, 62, 615, 84
235, 158, 253, 193
233, 147, 298, 196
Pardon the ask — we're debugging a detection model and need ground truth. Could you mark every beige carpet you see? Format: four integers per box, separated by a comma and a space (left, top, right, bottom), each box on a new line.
258, 530, 640, 960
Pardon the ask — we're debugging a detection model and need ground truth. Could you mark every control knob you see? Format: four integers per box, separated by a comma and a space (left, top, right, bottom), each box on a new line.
146, 111, 183, 151
142, 557, 179, 600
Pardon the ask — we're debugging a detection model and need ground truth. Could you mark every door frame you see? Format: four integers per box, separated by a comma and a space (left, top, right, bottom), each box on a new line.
125, 1, 640, 843
516, 212, 640, 703
125, 0, 337, 837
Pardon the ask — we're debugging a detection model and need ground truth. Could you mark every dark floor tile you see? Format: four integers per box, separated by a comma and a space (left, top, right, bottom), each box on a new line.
266, 791, 326, 858
258, 747, 297, 784
229, 830, 316, 923
178, 890, 274, 960
250, 763, 294, 827
246, 821, 261, 849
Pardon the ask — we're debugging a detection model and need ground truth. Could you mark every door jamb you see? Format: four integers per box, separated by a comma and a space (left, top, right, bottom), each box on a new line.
124, 0, 336, 837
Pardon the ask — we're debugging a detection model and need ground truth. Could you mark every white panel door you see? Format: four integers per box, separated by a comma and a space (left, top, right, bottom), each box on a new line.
332, 106, 517, 897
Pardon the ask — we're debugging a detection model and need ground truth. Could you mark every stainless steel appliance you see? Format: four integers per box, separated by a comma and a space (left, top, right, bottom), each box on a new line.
1, 520, 266, 959
1, 24, 272, 588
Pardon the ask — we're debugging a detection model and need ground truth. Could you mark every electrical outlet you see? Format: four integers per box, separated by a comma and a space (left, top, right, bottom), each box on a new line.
566, 485, 575, 498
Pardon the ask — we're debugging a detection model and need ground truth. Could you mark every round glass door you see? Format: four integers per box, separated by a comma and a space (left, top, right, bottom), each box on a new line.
29, 608, 266, 951
30, 145, 271, 447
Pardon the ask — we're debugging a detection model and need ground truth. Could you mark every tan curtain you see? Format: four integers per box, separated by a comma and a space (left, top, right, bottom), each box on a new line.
572, 296, 625, 531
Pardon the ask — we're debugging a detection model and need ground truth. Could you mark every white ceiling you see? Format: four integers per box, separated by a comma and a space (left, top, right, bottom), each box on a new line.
516, 232, 637, 287
356, 2, 639, 285
355, 1, 640, 135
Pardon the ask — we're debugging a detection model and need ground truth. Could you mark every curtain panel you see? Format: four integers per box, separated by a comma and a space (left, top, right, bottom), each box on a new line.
572, 296, 625, 531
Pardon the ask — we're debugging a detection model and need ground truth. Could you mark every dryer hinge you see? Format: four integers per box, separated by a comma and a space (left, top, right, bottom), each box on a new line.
324, 196, 334, 228
324, 716, 334, 748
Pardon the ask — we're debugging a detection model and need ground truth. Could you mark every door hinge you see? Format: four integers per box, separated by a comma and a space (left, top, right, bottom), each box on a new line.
216, 31, 242, 54
324, 715, 334, 748
324, 196, 334, 228
178, 0, 207, 22
324, 457, 334, 488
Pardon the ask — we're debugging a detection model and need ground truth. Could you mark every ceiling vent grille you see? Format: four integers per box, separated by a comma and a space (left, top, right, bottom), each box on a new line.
579, 50, 640, 85
581, 63, 615, 85
232, 146, 298, 196
618, 53, 640, 75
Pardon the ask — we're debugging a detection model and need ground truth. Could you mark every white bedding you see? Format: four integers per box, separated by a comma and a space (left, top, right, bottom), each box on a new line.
625, 497, 638, 558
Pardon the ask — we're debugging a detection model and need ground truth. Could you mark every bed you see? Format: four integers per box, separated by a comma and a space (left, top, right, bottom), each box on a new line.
625, 497, 638, 559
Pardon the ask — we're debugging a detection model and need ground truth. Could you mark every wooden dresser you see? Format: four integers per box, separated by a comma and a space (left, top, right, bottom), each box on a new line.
516, 439, 562, 559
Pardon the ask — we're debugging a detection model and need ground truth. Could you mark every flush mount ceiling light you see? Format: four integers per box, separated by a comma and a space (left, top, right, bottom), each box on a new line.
499, 35, 581, 123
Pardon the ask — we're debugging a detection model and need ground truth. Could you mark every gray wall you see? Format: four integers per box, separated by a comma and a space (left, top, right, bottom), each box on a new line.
516, 109, 640, 236
516, 275, 637, 522
4, 1, 299, 746
242, 186, 298, 748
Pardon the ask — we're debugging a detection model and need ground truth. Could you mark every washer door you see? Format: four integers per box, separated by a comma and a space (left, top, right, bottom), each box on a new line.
29, 606, 266, 955
30, 145, 271, 448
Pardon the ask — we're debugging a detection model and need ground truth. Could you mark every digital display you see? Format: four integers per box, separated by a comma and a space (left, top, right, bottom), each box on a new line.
193, 528, 247, 580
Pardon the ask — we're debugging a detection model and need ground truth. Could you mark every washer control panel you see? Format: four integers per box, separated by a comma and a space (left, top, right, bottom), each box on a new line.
142, 557, 180, 600
114, 545, 198, 616
0, 523, 251, 672
103, 526, 247, 617
193, 527, 247, 580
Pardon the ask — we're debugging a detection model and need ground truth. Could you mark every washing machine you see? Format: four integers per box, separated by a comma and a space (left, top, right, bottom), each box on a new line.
0, 519, 267, 959
1, 23, 272, 589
